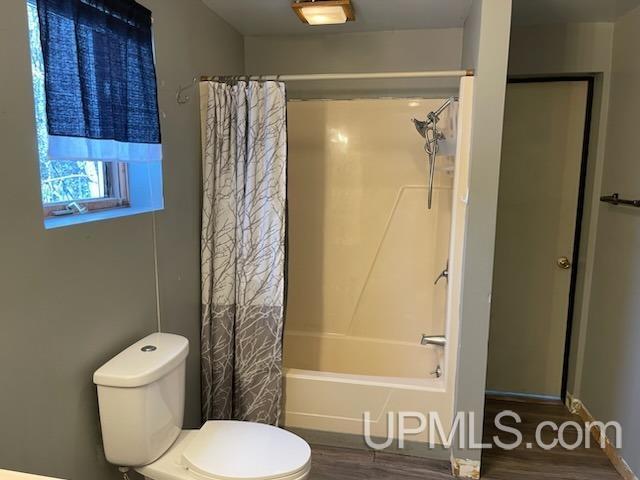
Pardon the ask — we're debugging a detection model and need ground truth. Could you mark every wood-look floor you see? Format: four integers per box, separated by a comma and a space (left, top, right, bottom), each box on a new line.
308, 397, 621, 479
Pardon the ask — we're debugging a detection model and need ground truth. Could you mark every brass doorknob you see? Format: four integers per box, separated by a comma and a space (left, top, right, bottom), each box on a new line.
557, 257, 572, 269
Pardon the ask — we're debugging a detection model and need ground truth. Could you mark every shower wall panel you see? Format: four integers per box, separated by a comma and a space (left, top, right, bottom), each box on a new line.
285, 98, 454, 377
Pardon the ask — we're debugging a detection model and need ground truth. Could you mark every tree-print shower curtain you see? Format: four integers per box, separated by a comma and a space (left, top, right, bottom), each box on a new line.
201, 80, 287, 424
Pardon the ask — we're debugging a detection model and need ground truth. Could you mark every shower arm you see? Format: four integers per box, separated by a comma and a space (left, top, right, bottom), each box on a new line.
429, 97, 456, 126
423, 96, 457, 129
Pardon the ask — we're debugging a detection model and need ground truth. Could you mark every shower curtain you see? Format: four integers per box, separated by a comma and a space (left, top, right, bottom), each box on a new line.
200, 81, 287, 425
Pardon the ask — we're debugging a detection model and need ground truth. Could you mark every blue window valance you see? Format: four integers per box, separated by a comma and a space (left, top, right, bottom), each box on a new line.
36, 0, 162, 163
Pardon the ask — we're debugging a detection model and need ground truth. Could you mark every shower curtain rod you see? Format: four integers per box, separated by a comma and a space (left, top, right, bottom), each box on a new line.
199, 69, 473, 82
177, 70, 472, 104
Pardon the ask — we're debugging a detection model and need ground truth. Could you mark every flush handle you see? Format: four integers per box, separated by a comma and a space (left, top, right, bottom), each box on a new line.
557, 256, 572, 270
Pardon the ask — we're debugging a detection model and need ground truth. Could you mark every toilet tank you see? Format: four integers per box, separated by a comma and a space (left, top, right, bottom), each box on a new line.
93, 333, 189, 467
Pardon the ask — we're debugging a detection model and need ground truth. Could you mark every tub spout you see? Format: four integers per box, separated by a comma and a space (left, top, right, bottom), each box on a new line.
421, 335, 446, 347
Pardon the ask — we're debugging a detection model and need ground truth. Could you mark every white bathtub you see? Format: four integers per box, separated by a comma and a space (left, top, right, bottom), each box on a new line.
0, 471, 64, 480
282, 367, 453, 449
283, 331, 442, 379
282, 332, 453, 446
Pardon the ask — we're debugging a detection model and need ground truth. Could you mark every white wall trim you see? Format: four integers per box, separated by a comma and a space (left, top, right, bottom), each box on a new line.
566, 392, 639, 480
451, 456, 481, 479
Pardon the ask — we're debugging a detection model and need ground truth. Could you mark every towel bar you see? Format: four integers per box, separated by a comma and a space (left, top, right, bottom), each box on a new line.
600, 193, 640, 208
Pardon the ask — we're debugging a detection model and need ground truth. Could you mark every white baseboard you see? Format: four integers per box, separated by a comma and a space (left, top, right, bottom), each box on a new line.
450, 456, 480, 479
566, 392, 638, 480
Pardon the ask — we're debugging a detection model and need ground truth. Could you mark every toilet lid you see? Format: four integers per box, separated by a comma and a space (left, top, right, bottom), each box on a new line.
182, 421, 311, 480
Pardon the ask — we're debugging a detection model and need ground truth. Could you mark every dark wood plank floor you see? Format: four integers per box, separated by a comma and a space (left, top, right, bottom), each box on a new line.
308, 446, 452, 480
481, 397, 620, 479
308, 397, 621, 479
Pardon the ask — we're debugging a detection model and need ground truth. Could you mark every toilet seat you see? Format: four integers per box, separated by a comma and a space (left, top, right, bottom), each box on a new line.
182, 421, 311, 480
136, 422, 311, 480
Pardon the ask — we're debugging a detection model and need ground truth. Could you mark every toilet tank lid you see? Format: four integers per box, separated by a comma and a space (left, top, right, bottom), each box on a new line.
93, 333, 189, 388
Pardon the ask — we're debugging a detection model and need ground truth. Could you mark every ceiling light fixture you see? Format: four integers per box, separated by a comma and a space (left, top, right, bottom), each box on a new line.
292, 0, 355, 26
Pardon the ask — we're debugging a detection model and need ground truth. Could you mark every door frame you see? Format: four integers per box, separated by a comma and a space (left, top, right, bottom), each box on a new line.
503, 76, 595, 402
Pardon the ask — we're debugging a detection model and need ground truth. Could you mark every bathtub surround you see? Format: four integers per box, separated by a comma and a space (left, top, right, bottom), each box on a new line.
280, 77, 474, 460
284, 98, 453, 373
200, 81, 288, 425
0, 1, 243, 479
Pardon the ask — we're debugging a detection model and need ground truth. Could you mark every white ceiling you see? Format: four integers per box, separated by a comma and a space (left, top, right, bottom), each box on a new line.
202, 0, 640, 36
201, 0, 473, 36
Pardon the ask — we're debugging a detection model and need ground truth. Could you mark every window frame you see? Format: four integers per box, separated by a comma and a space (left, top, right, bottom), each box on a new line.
41, 162, 131, 218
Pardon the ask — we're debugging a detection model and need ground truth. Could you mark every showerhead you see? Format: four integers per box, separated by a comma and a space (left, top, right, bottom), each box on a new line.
413, 111, 439, 138
412, 97, 457, 139
412, 118, 428, 138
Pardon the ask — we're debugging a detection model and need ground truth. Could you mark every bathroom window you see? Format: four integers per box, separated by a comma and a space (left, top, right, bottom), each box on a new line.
27, 0, 164, 228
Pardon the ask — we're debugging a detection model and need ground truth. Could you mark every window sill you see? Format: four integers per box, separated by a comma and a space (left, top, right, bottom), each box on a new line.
44, 205, 162, 230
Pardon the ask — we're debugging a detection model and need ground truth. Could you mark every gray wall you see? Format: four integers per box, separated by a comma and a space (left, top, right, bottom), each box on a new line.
244, 28, 464, 98
577, 5, 640, 475
0, 0, 243, 478
452, 0, 512, 466
508, 23, 614, 76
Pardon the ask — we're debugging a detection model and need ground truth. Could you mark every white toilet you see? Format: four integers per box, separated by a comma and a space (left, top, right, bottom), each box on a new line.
93, 333, 311, 480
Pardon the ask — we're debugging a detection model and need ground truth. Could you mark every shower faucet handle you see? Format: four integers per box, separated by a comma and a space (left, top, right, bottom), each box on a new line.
434, 261, 449, 285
